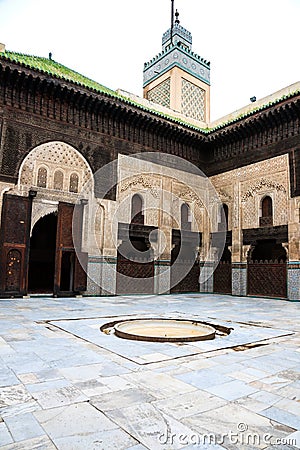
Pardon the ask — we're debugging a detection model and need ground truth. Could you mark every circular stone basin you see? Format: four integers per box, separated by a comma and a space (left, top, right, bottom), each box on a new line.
114, 319, 216, 342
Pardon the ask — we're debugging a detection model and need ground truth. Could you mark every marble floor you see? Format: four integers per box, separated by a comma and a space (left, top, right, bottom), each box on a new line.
0, 293, 299, 449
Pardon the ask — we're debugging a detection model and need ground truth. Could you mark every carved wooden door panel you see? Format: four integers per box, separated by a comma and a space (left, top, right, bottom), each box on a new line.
0, 194, 32, 295
54, 202, 87, 295
74, 251, 88, 292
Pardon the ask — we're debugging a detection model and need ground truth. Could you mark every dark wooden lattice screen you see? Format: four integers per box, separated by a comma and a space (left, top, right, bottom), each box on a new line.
170, 263, 200, 293
248, 260, 287, 298
116, 254, 154, 294
213, 261, 232, 294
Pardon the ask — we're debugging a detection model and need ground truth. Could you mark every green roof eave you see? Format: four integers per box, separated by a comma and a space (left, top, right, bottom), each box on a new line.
208, 90, 300, 132
0, 51, 298, 136
0, 50, 209, 134
1, 50, 116, 96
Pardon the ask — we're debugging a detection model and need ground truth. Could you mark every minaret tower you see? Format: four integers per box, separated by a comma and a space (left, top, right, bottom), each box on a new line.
143, 2, 210, 123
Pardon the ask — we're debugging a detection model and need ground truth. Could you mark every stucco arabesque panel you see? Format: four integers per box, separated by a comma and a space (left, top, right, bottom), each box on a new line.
210, 155, 289, 230
18, 141, 93, 193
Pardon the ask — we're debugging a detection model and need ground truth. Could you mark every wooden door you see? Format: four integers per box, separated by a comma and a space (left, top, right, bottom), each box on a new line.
0, 194, 33, 296
54, 202, 87, 295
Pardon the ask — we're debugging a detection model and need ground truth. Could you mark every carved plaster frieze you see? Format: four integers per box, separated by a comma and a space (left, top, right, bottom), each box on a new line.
241, 178, 286, 202
120, 175, 159, 198
217, 188, 232, 201
178, 188, 204, 207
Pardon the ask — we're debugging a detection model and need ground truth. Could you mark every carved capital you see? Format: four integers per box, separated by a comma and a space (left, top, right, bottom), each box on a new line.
242, 244, 252, 262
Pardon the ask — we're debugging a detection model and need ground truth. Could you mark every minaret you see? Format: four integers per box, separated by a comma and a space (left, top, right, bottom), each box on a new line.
143, 4, 210, 123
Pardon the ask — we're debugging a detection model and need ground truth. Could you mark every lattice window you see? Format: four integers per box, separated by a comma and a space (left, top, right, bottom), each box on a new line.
69, 173, 79, 193
37, 167, 47, 188
54, 170, 64, 190
181, 79, 205, 121
262, 196, 273, 217
147, 78, 171, 108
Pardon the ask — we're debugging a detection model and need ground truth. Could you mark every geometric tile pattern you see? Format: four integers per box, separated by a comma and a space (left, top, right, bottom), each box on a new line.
147, 78, 171, 108
181, 78, 205, 121
287, 266, 300, 300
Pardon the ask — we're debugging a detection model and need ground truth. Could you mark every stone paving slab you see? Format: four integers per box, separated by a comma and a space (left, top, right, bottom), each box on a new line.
0, 293, 299, 449
49, 315, 295, 364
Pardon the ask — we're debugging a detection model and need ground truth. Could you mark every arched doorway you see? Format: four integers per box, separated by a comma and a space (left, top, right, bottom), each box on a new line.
28, 213, 57, 293
16, 141, 92, 296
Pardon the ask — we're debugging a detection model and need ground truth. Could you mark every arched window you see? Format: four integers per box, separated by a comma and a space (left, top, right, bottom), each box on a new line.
69, 173, 79, 193
37, 167, 47, 188
219, 203, 229, 231
131, 194, 144, 224
181, 203, 191, 230
54, 170, 64, 190
260, 196, 273, 226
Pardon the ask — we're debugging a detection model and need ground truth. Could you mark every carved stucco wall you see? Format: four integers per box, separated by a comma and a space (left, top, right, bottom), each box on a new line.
117, 170, 205, 233
18, 141, 93, 193
209, 154, 296, 263
116, 154, 209, 261
0, 182, 16, 221
17, 141, 94, 234
210, 154, 289, 230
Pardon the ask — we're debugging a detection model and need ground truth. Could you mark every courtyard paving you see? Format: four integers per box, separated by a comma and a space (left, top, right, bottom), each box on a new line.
0, 293, 299, 449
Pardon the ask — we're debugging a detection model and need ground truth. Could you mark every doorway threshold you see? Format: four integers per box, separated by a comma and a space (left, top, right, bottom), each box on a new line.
28, 293, 54, 298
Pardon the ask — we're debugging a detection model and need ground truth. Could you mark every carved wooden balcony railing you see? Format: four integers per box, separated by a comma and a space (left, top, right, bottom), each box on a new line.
259, 216, 273, 227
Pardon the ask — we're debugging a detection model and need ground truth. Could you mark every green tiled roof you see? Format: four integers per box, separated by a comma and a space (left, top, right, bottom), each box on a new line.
0, 50, 299, 134
1, 51, 116, 96
0, 50, 209, 132
210, 89, 300, 132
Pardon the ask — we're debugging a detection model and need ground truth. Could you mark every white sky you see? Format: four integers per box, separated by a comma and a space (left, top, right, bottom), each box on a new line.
0, 0, 299, 120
